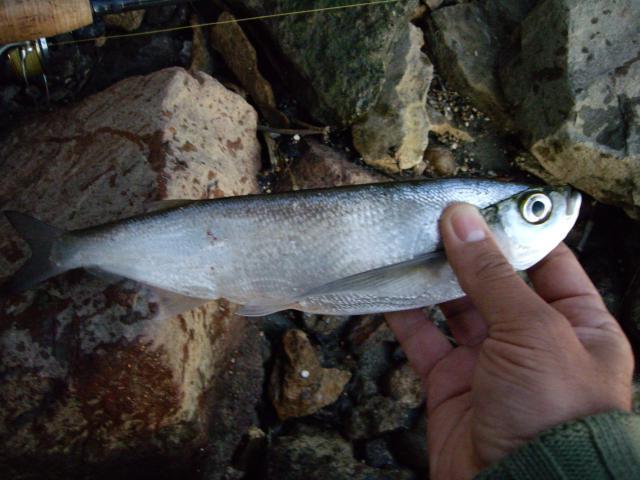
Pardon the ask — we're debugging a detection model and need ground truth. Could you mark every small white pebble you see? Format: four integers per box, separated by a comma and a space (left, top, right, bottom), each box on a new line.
451, 142, 459, 150
293, 134, 301, 142
300, 370, 310, 379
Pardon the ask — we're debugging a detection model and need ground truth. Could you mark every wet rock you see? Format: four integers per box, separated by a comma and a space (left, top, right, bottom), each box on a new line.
500, 0, 640, 215
269, 329, 351, 420
227, 0, 419, 125
0, 68, 261, 478
104, 10, 146, 31
267, 425, 415, 480
424, 147, 457, 176
275, 139, 387, 192
384, 363, 424, 408
352, 24, 433, 173
346, 395, 415, 440
225, 425, 266, 476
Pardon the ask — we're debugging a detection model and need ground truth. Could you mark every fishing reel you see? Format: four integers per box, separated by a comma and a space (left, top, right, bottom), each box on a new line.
0, 38, 50, 92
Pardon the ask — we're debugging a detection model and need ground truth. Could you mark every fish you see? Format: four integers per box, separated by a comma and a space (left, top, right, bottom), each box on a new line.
1, 178, 581, 316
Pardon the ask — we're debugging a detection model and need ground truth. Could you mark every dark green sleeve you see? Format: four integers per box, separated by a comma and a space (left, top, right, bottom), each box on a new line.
475, 411, 640, 480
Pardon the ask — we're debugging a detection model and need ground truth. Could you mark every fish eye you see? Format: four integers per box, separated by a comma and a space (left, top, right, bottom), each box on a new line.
520, 192, 553, 224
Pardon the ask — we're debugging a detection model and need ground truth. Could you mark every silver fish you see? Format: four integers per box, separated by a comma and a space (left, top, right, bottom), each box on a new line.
2, 178, 581, 316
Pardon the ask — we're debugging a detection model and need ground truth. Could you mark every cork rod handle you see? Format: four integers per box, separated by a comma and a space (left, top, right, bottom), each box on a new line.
0, 0, 94, 43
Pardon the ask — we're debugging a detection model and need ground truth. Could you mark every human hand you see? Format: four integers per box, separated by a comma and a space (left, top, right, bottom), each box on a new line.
385, 203, 634, 480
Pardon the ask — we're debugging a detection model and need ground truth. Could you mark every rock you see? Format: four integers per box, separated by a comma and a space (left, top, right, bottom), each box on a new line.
226, 0, 419, 125
426, 0, 538, 126
352, 24, 433, 173
389, 414, 429, 470
424, 147, 457, 176
384, 363, 424, 408
301, 313, 347, 337
0, 68, 262, 478
275, 139, 388, 192
346, 395, 415, 440
427, 3, 509, 125
190, 14, 213, 74
500, 0, 640, 215
211, 12, 288, 126
267, 425, 416, 480
269, 329, 351, 420
103, 10, 145, 31
222, 425, 266, 476
364, 438, 396, 469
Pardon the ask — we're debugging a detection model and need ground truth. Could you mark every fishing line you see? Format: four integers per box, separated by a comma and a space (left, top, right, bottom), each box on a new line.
50, 0, 399, 47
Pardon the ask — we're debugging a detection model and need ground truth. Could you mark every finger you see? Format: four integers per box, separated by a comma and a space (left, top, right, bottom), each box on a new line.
527, 243, 612, 328
439, 296, 487, 346
439, 203, 560, 330
385, 309, 453, 380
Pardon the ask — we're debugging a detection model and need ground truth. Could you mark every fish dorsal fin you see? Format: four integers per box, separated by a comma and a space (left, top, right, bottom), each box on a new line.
301, 251, 446, 298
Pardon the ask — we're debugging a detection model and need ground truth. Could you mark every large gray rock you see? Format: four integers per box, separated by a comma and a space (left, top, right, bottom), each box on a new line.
352, 24, 433, 173
501, 0, 640, 215
0, 68, 263, 478
226, 0, 419, 125
426, 1, 538, 126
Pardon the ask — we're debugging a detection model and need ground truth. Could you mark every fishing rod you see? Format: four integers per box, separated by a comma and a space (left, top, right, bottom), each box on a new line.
0, 0, 190, 91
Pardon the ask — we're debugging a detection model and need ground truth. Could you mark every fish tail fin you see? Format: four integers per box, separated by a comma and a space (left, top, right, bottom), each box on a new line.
2, 211, 67, 295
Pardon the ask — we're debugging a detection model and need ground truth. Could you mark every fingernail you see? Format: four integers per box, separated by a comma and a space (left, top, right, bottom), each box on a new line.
449, 204, 486, 243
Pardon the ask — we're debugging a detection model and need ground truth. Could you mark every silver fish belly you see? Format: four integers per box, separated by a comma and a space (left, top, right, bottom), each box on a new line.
56, 178, 529, 315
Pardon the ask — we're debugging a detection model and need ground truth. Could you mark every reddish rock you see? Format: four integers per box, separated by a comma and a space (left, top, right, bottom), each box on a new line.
269, 330, 351, 420
0, 67, 262, 478
275, 139, 387, 192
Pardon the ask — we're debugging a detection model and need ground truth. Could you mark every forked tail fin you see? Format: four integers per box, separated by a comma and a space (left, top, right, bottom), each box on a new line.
1, 211, 66, 296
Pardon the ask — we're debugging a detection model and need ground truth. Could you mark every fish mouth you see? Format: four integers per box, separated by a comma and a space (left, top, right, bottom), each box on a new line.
566, 189, 582, 217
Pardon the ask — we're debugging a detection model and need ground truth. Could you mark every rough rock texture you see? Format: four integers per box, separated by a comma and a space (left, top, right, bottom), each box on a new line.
346, 395, 415, 440
267, 425, 416, 480
501, 0, 640, 215
275, 139, 387, 192
0, 67, 262, 479
226, 0, 419, 125
390, 414, 429, 470
269, 330, 351, 420
104, 10, 146, 31
352, 24, 433, 173
384, 363, 424, 408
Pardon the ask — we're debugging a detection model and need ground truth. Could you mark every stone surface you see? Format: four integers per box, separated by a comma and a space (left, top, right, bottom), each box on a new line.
384, 363, 424, 408
346, 395, 415, 440
424, 146, 457, 176
267, 424, 416, 480
269, 329, 351, 420
275, 139, 387, 192
210, 12, 287, 126
501, 0, 640, 215
226, 0, 419, 125
390, 414, 429, 470
0, 67, 262, 479
352, 24, 433, 173
104, 10, 146, 31
426, 0, 538, 126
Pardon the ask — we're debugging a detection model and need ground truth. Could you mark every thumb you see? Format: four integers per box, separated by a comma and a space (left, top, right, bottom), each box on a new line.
439, 203, 559, 330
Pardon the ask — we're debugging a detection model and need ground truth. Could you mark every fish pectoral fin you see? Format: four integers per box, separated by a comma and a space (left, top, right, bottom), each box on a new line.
300, 251, 446, 297
237, 303, 295, 317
